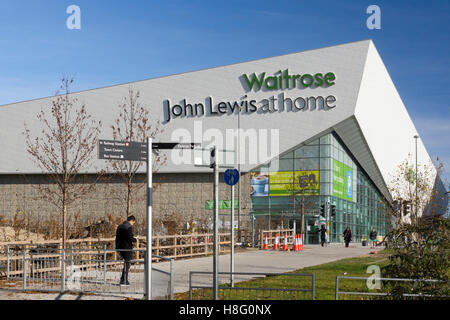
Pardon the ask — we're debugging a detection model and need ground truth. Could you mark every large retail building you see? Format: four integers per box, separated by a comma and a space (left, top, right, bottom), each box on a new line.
0, 40, 446, 243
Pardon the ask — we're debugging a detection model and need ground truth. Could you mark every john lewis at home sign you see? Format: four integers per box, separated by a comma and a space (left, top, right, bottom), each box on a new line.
163, 69, 338, 123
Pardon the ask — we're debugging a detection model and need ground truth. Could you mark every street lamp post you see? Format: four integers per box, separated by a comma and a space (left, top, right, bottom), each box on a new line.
414, 135, 419, 223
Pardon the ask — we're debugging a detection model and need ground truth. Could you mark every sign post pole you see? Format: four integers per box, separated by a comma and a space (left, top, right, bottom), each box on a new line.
212, 146, 219, 300
230, 183, 235, 287
223, 168, 239, 288
145, 137, 152, 300
99, 139, 200, 301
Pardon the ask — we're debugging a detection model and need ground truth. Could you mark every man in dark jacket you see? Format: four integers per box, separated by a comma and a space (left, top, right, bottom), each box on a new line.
116, 215, 137, 285
343, 227, 352, 248
318, 224, 327, 247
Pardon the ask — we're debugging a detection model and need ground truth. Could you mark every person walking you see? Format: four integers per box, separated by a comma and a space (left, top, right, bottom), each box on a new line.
115, 215, 137, 285
318, 224, 327, 247
369, 228, 377, 248
343, 227, 352, 248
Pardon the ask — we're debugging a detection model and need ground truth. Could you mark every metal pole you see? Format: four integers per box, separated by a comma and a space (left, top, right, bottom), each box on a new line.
61, 248, 65, 293
23, 247, 26, 290
326, 201, 330, 245
145, 137, 153, 300
189, 272, 193, 300
293, 219, 296, 240
213, 145, 219, 300
70, 244, 74, 270
103, 244, 107, 284
170, 258, 174, 300
237, 105, 241, 243
6, 245, 9, 280
335, 276, 339, 300
414, 135, 419, 223
230, 184, 235, 287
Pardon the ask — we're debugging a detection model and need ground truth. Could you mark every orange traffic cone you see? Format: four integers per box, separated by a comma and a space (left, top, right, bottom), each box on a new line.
273, 233, 279, 250
282, 233, 288, 251
292, 234, 298, 251
298, 234, 304, 251
263, 234, 269, 250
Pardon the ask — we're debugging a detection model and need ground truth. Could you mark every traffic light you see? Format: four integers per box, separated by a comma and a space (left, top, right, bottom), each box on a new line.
320, 204, 325, 218
330, 205, 336, 218
210, 148, 216, 168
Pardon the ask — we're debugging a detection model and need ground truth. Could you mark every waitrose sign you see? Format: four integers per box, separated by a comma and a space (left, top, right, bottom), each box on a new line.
163, 69, 337, 123
243, 69, 336, 90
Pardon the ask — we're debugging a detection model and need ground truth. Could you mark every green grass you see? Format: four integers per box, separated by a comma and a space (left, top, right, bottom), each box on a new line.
176, 250, 391, 300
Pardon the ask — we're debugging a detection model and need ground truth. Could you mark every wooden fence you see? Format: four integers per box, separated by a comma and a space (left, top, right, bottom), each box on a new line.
0, 232, 234, 278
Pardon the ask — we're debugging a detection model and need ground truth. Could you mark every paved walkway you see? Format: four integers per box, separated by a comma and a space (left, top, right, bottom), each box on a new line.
156, 244, 384, 294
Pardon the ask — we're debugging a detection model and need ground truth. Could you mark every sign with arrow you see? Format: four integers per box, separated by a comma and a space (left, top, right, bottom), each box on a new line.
98, 140, 200, 161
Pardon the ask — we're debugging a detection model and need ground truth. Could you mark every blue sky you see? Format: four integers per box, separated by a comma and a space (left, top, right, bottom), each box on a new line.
0, 0, 449, 184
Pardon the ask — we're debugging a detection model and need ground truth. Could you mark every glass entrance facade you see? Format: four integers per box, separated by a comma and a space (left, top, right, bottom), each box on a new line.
250, 132, 391, 244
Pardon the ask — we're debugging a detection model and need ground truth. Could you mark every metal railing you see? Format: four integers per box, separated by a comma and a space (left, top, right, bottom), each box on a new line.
189, 271, 315, 300
335, 276, 449, 300
1, 245, 174, 299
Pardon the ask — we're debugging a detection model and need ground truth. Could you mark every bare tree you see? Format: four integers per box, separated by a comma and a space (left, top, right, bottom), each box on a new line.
388, 154, 441, 226
109, 87, 166, 220
23, 77, 102, 247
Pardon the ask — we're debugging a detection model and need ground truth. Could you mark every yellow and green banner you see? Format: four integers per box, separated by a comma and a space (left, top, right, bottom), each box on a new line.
268, 170, 319, 196
333, 160, 353, 201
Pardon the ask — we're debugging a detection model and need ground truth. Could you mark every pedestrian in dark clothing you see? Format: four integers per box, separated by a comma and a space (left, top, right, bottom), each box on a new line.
343, 227, 352, 248
318, 224, 327, 247
115, 215, 137, 285
369, 228, 377, 248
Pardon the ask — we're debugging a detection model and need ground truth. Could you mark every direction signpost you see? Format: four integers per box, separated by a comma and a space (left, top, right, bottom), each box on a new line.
98, 139, 148, 161
98, 139, 199, 300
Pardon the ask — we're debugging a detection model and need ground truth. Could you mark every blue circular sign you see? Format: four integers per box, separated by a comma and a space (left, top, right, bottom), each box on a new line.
224, 169, 240, 186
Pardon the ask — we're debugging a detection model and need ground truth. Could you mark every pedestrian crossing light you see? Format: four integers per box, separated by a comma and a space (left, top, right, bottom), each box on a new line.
320, 204, 325, 218
331, 205, 336, 218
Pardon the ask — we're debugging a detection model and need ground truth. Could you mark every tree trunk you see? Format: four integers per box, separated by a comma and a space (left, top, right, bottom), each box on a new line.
62, 191, 67, 249
126, 183, 132, 219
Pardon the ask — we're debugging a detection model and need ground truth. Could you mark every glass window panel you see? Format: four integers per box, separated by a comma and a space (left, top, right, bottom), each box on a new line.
319, 145, 331, 157
280, 151, 294, 159
320, 158, 331, 170
320, 170, 331, 183
320, 183, 330, 196
294, 158, 319, 170
269, 159, 294, 172
295, 145, 319, 158
306, 138, 319, 145
332, 146, 338, 159
320, 134, 331, 145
